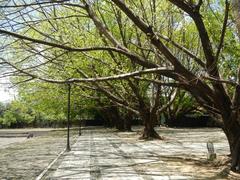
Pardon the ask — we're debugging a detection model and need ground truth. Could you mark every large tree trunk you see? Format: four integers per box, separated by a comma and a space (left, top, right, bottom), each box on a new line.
230, 135, 240, 172
116, 117, 125, 131
123, 111, 133, 132
223, 113, 240, 172
111, 107, 125, 131
142, 119, 162, 140
100, 108, 114, 127
140, 110, 163, 140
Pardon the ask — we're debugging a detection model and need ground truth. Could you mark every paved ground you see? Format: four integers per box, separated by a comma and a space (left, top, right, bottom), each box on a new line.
48, 127, 231, 180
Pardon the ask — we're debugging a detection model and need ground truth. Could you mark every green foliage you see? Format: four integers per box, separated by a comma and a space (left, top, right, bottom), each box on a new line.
2, 0, 239, 128
0, 110, 17, 127
0, 101, 35, 127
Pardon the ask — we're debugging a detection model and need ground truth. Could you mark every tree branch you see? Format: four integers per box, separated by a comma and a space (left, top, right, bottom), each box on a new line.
0, 0, 70, 8
216, 0, 230, 61
157, 88, 179, 114
158, 33, 205, 67
2, 58, 173, 84
0, 28, 157, 68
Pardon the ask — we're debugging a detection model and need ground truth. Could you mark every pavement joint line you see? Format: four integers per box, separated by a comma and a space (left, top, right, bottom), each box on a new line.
112, 134, 193, 179
90, 130, 102, 180
113, 134, 199, 179
48, 128, 228, 179
114, 133, 190, 159
35, 148, 66, 180
106, 136, 153, 180
113, 133, 161, 158
35, 135, 78, 180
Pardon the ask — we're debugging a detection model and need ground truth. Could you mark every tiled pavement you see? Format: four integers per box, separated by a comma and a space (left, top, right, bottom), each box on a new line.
49, 128, 229, 180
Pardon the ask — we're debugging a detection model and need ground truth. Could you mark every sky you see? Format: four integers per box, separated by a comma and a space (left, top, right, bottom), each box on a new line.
0, 78, 16, 103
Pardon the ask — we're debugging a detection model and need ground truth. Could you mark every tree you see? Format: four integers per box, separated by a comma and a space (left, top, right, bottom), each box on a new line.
1, 0, 240, 171
85, 0, 240, 171
0, 102, 6, 116
0, 100, 35, 127
233, 0, 240, 36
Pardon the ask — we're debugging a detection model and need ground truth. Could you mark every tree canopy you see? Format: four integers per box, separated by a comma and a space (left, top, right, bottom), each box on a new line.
1, 0, 240, 172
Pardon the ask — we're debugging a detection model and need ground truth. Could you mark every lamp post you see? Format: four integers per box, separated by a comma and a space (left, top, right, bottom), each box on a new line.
79, 117, 82, 136
66, 83, 71, 151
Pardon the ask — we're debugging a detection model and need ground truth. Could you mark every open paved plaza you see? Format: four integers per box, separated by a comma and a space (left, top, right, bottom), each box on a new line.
46, 127, 230, 180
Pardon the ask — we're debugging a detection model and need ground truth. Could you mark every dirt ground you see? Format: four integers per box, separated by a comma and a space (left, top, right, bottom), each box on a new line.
116, 127, 237, 179
0, 128, 54, 149
0, 129, 78, 179
0, 137, 26, 149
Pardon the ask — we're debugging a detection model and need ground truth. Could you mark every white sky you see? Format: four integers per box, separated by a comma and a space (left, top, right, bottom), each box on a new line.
0, 78, 16, 103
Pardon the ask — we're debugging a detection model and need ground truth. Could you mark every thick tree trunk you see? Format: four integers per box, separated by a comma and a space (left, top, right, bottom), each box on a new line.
141, 120, 163, 140
222, 113, 240, 172
116, 117, 125, 131
124, 119, 132, 131
124, 111, 133, 132
111, 106, 125, 131
140, 111, 163, 140
230, 135, 240, 172
100, 109, 114, 127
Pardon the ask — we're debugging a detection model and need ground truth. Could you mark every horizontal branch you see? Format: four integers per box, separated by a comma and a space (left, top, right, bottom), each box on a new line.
203, 75, 239, 86
39, 67, 174, 84
134, 77, 181, 87
2, 59, 173, 84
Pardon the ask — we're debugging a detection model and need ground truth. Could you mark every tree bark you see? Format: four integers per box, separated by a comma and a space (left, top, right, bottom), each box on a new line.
100, 108, 114, 127
116, 117, 125, 131
231, 135, 240, 172
233, 0, 240, 38
140, 110, 163, 140
222, 112, 240, 172
141, 119, 163, 140
111, 106, 125, 131
124, 111, 133, 131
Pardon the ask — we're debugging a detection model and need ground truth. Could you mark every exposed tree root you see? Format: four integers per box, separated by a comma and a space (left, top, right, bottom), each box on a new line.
139, 128, 164, 140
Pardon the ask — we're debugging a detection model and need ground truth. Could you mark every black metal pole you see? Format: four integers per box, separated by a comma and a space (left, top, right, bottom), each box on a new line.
66, 83, 71, 151
79, 118, 81, 136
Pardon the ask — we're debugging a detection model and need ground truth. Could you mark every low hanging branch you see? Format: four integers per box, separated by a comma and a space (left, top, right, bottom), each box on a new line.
1, 58, 173, 84
55, 68, 173, 84
134, 76, 182, 87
